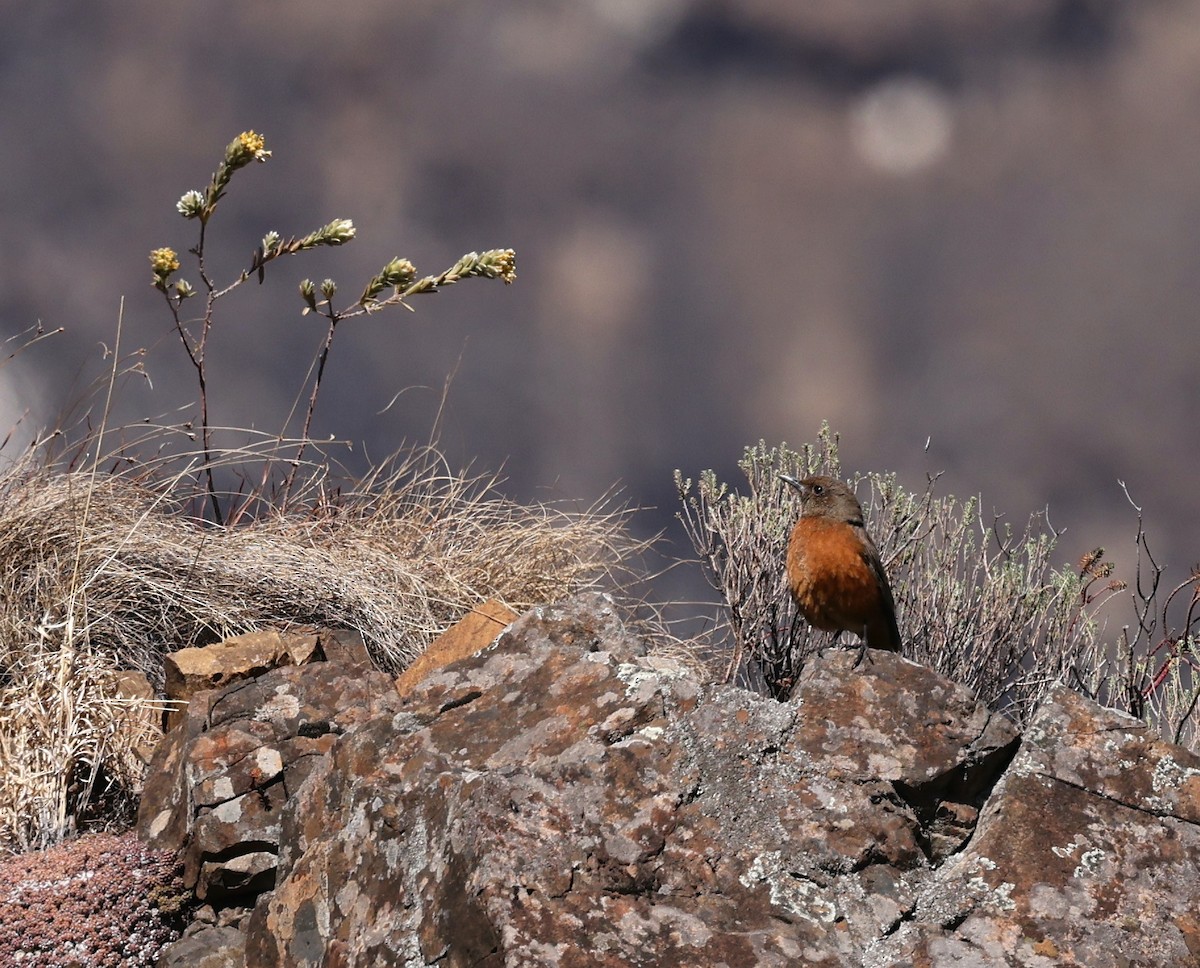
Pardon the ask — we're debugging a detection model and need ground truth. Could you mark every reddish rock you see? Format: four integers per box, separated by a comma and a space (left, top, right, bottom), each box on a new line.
137, 595, 1200, 966
137, 658, 402, 904
158, 924, 246, 968
873, 683, 1200, 967
162, 629, 324, 730
111, 668, 164, 770
792, 649, 1019, 860
395, 597, 519, 697
310, 627, 373, 669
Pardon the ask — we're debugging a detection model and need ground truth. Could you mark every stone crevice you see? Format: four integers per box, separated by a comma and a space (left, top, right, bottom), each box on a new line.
437, 689, 483, 715
1033, 769, 1200, 828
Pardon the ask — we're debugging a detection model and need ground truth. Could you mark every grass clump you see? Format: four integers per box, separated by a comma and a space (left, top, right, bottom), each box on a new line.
0, 132, 640, 854
0, 445, 638, 853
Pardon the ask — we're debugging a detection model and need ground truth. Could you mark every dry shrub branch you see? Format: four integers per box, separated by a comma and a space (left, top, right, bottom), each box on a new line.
1072, 486, 1200, 750
676, 425, 1120, 722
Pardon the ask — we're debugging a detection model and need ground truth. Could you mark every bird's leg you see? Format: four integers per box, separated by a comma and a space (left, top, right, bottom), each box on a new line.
852, 628, 872, 669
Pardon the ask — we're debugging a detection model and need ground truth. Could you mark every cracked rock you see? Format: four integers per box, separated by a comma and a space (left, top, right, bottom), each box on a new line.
138, 597, 1200, 966
137, 656, 402, 904
871, 683, 1200, 967
243, 597, 1015, 966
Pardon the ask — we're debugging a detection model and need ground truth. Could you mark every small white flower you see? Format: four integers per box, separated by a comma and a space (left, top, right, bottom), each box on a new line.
176, 190, 205, 219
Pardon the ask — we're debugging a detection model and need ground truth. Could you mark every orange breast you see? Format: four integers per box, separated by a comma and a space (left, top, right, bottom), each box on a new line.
786, 517, 884, 633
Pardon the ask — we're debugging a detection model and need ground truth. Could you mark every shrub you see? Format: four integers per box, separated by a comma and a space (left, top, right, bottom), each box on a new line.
676, 424, 1120, 723
1074, 488, 1200, 750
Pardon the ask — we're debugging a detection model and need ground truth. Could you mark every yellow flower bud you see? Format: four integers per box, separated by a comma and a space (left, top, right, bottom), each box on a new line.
149, 247, 181, 284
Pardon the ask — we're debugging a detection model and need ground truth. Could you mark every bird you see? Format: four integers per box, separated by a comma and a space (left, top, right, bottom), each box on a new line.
779, 474, 902, 654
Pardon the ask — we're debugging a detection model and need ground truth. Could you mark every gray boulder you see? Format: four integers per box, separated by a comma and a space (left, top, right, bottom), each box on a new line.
138, 648, 401, 905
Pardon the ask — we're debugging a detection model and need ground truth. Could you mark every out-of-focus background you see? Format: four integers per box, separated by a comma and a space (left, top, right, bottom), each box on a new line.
3, 1, 1198, 607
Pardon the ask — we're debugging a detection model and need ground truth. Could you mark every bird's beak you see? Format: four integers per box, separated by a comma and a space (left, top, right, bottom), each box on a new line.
779, 473, 803, 493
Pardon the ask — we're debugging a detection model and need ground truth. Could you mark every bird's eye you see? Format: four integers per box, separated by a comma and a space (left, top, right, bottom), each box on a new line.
812, 484, 824, 495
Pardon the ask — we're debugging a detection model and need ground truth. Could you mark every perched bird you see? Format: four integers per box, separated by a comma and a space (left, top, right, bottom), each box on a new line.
780, 474, 902, 654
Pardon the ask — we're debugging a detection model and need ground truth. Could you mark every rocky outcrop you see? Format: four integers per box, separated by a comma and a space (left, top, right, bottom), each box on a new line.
129, 594, 1200, 966
138, 639, 400, 906
241, 594, 1015, 966
394, 597, 519, 697
161, 628, 372, 730
876, 683, 1200, 967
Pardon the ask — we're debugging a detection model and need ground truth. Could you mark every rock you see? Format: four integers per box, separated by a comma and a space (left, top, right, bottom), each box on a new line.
162, 629, 324, 730
310, 628, 373, 669
137, 659, 402, 905
872, 682, 1200, 967
112, 668, 164, 770
395, 597, 519, 697
157, 925, 246, 968
792, 650, 1019, 861
139, 594, 1200, 966
242, 595, 1010, 966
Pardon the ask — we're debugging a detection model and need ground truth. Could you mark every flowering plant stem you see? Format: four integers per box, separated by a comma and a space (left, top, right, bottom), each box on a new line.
150, 131, 515, 524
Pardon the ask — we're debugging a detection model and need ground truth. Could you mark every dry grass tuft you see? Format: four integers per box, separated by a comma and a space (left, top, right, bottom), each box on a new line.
0, 135, 639, 854
0, 439, 643, 854
0, 646, 166, 855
